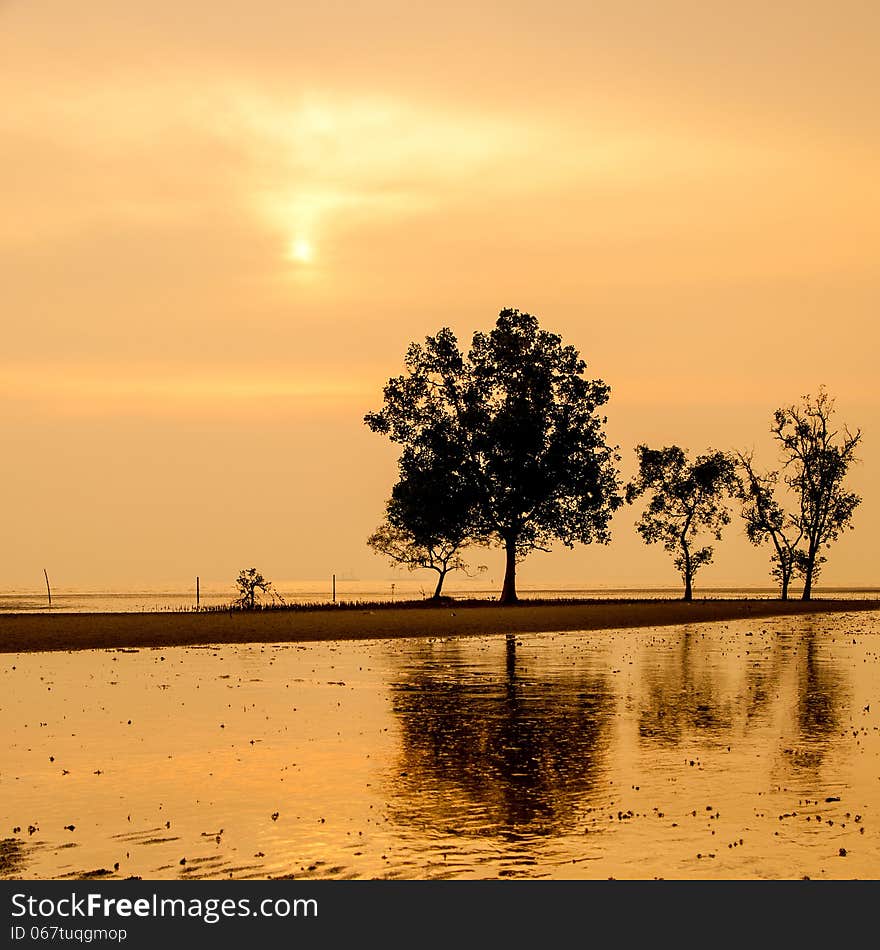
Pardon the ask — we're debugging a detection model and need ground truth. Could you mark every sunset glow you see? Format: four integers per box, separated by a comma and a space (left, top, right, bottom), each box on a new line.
287, 237, 313, 263
0, 0, 877, 589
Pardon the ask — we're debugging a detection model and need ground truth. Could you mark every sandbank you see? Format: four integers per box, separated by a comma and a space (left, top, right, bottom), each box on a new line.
0, 598, 877, 654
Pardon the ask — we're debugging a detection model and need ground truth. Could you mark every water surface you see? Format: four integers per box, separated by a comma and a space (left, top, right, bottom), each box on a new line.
2, 611, 878, 879
2, 583, 876, 613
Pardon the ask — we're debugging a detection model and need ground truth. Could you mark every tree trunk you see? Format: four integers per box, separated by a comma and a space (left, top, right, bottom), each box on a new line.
432, 570, 447, 600
801, 553, 814, 601
682, 538, 692, 602
500, 537, 518, 605
780, 571, 789, 601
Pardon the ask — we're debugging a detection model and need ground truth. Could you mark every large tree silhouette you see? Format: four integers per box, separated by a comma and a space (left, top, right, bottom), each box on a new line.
365, 309, 621, 603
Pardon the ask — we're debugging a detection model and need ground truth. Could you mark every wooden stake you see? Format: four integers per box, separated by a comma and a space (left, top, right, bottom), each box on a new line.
196, 576, 200, 608
332, 573, 336, 604
43, 568, 52, 607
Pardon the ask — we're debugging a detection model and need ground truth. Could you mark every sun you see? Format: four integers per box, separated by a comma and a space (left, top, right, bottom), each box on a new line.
287, 237, 313, 263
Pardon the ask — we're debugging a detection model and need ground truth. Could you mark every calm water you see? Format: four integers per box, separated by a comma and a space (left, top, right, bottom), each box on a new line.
1, 582, 877, 613
2, 610, 879, 880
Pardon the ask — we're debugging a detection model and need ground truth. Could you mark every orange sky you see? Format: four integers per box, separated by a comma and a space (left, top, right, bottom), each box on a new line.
1, 1, 877, 590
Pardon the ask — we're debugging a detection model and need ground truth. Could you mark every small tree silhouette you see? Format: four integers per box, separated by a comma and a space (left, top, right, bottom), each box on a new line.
737, 452, 802, 600
235, 567, 271, 610
770, 389, 861, 600
626, 446, 739, 601
367, 521, 485, 600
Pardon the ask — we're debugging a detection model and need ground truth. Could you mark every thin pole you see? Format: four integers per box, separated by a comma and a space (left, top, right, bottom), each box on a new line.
196, 576, 200, 608
332, 573, 336, 604
43, 568, 52, 607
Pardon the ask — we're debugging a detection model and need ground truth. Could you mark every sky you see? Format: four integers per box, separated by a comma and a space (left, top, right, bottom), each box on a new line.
2, 1, 878, 592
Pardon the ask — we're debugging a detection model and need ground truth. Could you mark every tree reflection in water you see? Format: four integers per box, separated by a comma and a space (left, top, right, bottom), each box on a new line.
0, 838, 26, 878
389, 636, 612, 837
637, 628, 734, 747
633, 621, 846, 779
779, 624, 847, 774
797, 629, 842, 736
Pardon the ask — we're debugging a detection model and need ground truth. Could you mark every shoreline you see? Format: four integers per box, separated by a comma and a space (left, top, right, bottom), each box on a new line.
1, 597, 877, 654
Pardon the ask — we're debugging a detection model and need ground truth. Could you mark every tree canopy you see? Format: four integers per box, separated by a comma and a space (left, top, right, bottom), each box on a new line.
365, 309, 622, 603
626, 445, 739, 600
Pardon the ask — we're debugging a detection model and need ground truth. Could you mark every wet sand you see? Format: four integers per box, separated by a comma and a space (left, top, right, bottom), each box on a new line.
1, 598, 877, 653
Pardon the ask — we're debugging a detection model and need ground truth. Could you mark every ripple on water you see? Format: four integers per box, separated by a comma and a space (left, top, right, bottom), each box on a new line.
1, 611, 879, 879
